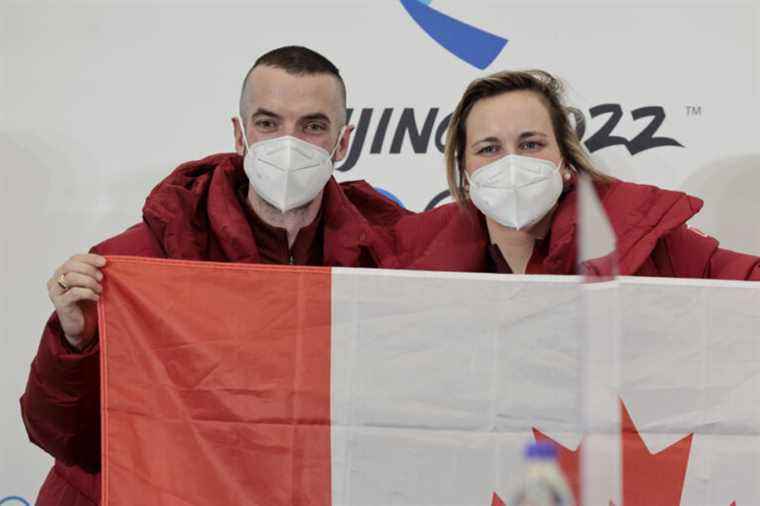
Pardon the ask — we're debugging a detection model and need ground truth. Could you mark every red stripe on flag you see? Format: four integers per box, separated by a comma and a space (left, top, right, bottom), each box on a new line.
99, 257, 332, 505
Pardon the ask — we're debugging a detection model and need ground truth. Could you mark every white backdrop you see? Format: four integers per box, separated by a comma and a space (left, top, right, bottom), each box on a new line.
2, 1, 760, 503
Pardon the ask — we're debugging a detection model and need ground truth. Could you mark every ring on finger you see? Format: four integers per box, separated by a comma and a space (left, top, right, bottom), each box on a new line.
57, 273, 69, 291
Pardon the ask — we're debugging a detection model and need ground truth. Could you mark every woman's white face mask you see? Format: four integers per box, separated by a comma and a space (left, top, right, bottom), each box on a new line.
466, 154, 563, 230
239, 119, 345, 212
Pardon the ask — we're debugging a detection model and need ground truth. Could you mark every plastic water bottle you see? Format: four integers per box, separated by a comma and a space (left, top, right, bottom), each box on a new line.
508, 442, 575, 506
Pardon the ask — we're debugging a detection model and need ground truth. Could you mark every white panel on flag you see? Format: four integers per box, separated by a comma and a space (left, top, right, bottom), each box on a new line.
331, 271, 582, 505
330, 270, 759, 506
619, 278, 760, 506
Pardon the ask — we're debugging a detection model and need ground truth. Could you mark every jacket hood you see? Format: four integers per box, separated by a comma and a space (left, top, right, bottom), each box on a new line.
545, 179, 703, 275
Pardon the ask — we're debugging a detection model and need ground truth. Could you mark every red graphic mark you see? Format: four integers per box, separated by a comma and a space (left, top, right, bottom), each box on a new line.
533, 400, 692, 506
491, 400, 737, 505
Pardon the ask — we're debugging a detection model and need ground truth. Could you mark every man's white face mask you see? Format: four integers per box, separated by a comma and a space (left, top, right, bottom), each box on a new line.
466, 154, 564, 230
239, 120, 345, 212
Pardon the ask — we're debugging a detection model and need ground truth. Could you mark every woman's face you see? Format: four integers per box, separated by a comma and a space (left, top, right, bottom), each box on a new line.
463, 90, 564, 176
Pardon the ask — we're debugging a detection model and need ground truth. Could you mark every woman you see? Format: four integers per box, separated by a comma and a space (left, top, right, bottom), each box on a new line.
395, 70, 760, 279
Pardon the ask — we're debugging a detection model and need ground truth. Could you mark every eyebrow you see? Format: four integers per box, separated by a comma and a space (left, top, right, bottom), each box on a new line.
250, 109, 332, 125
471, 131, 549, 148
251, 108, 282, 120
300, 112, 331, 124
471, 136, 500, 148
519, 131, 548, 139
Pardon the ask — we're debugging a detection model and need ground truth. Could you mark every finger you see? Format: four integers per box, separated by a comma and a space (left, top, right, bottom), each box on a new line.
48, 272, 74, 296
49, 287, 69, 305
60, 287, 100, 305
47, 278, 69, 300
71, 253, 107, 267
61, 260, 103, 281
53, 254, 105, 278
48, 280, 61, 303
59, 272, 102, 294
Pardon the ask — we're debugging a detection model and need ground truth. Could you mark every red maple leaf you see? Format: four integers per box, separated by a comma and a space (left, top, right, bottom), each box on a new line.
492, 401, 693, 506
533, 399, 693, 506
491, 400, 737, 505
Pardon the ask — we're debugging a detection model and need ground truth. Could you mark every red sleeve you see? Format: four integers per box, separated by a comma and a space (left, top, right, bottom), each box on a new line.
707, 247, 760, 280
19, 223, 164, 470
20, 312, 101, 471
658, 225, 760, 280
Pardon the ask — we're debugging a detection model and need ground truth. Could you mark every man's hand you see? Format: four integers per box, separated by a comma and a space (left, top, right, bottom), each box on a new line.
47, 254, 106, 349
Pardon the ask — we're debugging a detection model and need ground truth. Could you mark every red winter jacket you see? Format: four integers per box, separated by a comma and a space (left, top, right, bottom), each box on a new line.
392, 179, 760, 280
20, 153, 410, 506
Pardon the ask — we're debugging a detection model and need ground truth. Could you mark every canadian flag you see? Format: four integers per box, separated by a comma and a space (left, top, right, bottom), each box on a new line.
99, 257, 760, 505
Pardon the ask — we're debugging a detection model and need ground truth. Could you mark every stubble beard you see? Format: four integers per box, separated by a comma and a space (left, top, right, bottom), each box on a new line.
247, 185, 323, 245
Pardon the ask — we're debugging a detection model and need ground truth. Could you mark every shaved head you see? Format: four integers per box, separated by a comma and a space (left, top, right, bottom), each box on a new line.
239, 46, 347, 126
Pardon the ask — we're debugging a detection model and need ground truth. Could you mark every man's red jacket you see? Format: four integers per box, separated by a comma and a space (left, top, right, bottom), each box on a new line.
20, 153, 411, 505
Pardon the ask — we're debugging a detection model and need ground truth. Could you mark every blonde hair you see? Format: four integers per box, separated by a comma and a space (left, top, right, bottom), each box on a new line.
444, 69, 613, 204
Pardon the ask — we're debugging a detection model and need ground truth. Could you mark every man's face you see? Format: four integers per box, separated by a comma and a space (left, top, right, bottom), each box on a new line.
234, 65, 351, 162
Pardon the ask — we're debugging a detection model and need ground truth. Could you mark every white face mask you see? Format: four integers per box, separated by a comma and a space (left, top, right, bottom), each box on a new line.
239, 120, 345, 212
466, 154, 563, 230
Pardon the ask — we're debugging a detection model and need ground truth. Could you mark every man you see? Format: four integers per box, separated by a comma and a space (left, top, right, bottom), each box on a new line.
20, 46, 409, 505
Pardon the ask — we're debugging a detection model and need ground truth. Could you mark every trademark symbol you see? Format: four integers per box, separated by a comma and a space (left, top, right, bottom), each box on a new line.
686, 105, 702, 116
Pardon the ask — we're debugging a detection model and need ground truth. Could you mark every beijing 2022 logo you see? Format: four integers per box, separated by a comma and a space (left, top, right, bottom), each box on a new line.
344, 2, 684, 210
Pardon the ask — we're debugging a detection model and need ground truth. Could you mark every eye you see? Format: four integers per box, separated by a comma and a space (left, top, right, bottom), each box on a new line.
304, 122, 328, 133
520, 140, 544, 151
254, 118, 277, 131
477, 144, 499, 155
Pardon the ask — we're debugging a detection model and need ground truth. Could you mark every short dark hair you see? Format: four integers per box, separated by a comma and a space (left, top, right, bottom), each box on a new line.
239, 45, 347, 123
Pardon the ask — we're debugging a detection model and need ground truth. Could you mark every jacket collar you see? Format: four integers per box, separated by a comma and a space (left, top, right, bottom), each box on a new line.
320, 173, 399, 268
142, 153, 400, 267
397, 177, 703, 276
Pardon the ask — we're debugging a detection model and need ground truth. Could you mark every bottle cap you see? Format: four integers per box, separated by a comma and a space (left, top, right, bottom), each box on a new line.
524, 441, 557, 460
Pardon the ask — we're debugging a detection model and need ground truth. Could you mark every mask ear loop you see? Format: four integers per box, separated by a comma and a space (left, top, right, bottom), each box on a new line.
238, 116, 251, 154
457, 150, 470, 199
329, 125, 347, 161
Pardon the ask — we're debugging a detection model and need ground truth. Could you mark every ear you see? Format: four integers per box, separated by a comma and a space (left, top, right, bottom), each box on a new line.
460, 166, 471, 198
232, 117, 246, 156
333, 124, 355, 163
560, 160, 576, 184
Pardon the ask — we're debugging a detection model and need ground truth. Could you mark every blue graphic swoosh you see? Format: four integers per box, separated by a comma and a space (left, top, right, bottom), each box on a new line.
400, 0, 508, 69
